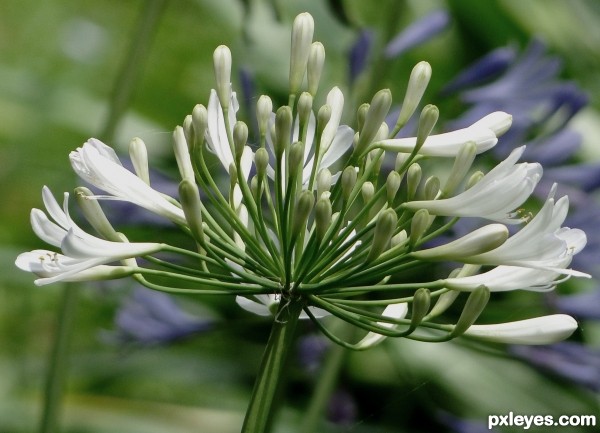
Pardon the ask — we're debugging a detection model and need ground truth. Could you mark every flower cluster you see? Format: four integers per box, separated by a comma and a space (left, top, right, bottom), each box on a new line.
17, 12, 590, 349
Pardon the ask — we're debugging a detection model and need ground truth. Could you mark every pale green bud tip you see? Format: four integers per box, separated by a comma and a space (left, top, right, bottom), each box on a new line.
368, 209, 397, 262
356, 89, 392, 154
442, 141, 477, 196
254, 148, 269, 178
391, 230, 407, 248
341, 166, 357, 200
173, 126, 194, 182
466, 171, 484, 189
316, 168, 332, 198
413, 224, 509, 261
409, 208, 430, 246
183, 115, 194, 146
397, 61, 432, 127
257, 95, 273, 136
307, 41, 325, 95
179, 179, 204, 242
192, 104, 208, 141
289, 12, 315, 94
129, 137, 150, 185
386, 171, 401, 203
315, 196, 332, 241
298, 92, 313, 121
452, 286, 490, 337
289, 141, 305, 177
406, 163, 422, 200
233, 121, 248, 158
75, 186, 120, 241
275, 106, 293, 156
292, 190, 315, 237
361, 181, 375, 203
357, 103, 369, 131
415, 104, 439, 149
317, 104, 332, 135
213, 45, 232, 109
410, 288, 431, 327
423, 176, 440, 200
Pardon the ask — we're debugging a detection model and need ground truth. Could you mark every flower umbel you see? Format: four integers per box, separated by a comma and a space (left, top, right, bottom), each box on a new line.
18, 13, 589, 352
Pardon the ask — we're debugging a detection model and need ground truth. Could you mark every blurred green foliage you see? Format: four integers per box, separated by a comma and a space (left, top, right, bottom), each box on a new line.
1, 0, 599, 432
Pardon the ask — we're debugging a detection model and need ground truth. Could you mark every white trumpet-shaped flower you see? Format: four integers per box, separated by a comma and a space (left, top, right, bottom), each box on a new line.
379, 111, 512, 157
266, 87, 354, 188
16, 187, 161, 285
70, 138, 186, 225
404, 146, 542, 223
464, 314, 578, 345
465, 186, 589, 276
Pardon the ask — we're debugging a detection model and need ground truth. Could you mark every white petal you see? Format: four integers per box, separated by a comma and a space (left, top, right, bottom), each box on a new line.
355, 303, 409, 349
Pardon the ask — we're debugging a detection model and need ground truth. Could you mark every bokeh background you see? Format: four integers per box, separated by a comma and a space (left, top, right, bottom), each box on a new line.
2, 0, 600, 432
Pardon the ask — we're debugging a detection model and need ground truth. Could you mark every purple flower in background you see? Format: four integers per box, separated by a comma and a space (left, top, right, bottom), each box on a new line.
112, 287, 214, 345
297, 333, 331, 374
553, 289, 600, 321
349, 30, 373, 84
384, 10, 450, 58
510, 342, 600, 392
438, 411, 500, 433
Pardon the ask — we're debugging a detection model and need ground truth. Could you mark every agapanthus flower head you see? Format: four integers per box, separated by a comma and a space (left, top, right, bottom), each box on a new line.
17, 12, 590, 348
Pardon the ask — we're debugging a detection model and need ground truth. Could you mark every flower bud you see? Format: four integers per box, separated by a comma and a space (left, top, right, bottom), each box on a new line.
395, 153, 409, 172
414, 104, 439, 153
409, 208, 431, 247
179, 179, 204, 243
288, 141, 305, 178
316, 168, 332, 198
315, 196, 332, 241
442, 141, 477, 196
173, 126, 194, 182
412, 224, 509, 261
254, 147, 269, 179
307, 42, 325, 95
466, 170, 484, 190
422, 176, 440, 200
428, 290, 459, 319
257, 95, 273, 139
129, 137, 150, 185
233, 121, 248, 160
341, 166, 357, 201
229, 163, 238, 191
367, 209, 397, 262
183, 115, 195, 148
317, 104, 332, 138
391, 230, 407, 248
75, 187, 120, 241
386, 171, 401, 204
213, 45, 232, 110
289, 12, 314, 95
275, 106, 293, 158
410, 288, 431, 328
292, 190, 314, 239
356, 89, 392, 154
406, 163, 422, 200
361, 181, 375, 204
250, 175, 260, 201
298, 92, 313, 127
451, 286, 490, 338
356, 103, 369, 132
395, 61, 432, 128
192, 104, 208, 147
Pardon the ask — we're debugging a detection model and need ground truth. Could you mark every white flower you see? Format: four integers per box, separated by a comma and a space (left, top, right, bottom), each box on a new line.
70, 138, 186, 225
403, 146, 542, 223
379, 111, 512, 157
266, 87, 354, 188
354, 303, 409, 350
16, 187, 161, 286
465, 186, 589, 276
236, 295, 329, 319
464, 314, 578, 345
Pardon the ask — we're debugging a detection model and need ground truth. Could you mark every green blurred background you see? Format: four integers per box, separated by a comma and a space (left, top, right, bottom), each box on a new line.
2, 0, 599, 432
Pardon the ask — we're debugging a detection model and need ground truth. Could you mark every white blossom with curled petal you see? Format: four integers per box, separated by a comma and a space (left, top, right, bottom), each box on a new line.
379, 111, 512, 157
266, 87, 354, 188
15, 187, 161, 285
69, 139, 186, 225
404, 146, 542, 223
465, 185, 589, 276
464, 314, 578, 345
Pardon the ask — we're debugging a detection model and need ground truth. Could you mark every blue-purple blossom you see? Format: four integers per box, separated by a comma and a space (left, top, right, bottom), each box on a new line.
349, 30, 373, 84
384, 10, 450, 58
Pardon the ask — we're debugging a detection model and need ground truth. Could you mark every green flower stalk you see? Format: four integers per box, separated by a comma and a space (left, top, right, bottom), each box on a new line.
16, 11, 591, 433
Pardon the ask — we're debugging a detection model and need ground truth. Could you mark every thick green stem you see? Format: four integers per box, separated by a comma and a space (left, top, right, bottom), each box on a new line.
39, 285, 78, 433
241, 299, 304, 433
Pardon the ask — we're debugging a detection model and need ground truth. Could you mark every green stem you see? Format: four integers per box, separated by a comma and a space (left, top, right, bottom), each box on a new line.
241, 299, 304, 433
39, 285, 78, 433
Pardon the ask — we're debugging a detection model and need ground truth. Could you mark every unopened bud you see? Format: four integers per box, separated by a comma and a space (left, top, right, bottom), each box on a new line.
292, 190, 314, 239
315, 196, 332, 241
129, 137, 150, 185
356, 89, 392, 154
250, 176, 260, 200
391, 230, 407, 248
289, 12, 315, 94
409, 209, 431, 247
298, 92, 313, 127
451, 286, 490, 338
357, 103, 369, 132
233, 121, 248, 159
75, 187, 120, 241
192, 104, 208, 147
289, 141, 305, 178
257, 95, 273, 139
316, 168, 332, 198
386, 171, 401, 204
183, 115, 195, 148
367, 209, 397, 262
466, 171, 484, 190
442, 141, 477, 196
213, 45, 232, 109
422, 176, 440, 200
414, 104, 439, 153
255, 148, 269, 179
341, 166, 357, 201
317, 104, 332, 138
406, 163, 422, 200
275, 106, 293, 157
361, 181, 375, 204
410, 288, 431, 328
395, 153, 409, 172
396, 61, 432, 128
307, 41, 325, 95
173, 126, 194, 182
179, 179, 204, 243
